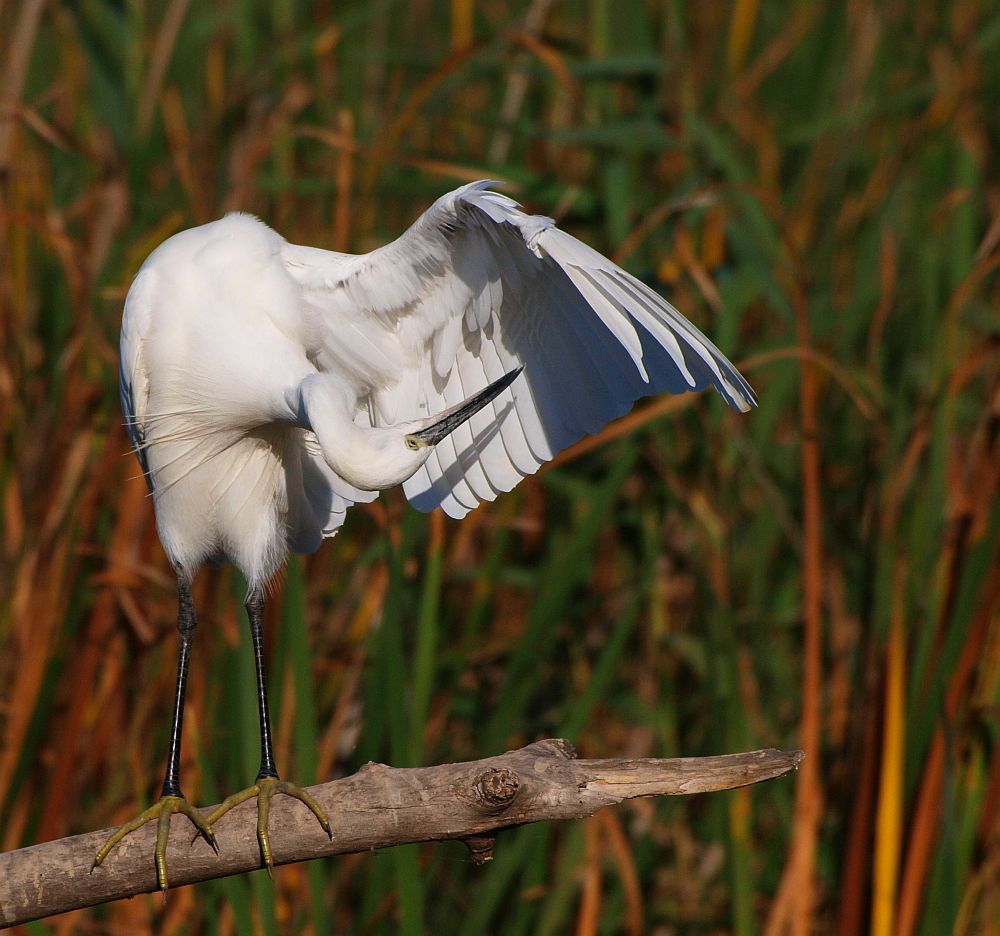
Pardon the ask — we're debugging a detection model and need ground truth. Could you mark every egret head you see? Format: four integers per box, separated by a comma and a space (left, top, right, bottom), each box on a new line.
363, 365, 523, 490
300, 366, 524, 493
403, 366, 522, 451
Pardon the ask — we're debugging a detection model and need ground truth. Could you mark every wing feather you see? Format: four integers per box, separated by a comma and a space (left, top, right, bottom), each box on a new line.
281, 181, 755, 517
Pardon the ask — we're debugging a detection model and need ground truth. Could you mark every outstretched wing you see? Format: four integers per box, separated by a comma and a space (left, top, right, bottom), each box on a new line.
282, 181, 755, 519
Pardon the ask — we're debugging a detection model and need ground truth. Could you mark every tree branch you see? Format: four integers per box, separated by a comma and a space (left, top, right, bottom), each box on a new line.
0, 740, 803, 927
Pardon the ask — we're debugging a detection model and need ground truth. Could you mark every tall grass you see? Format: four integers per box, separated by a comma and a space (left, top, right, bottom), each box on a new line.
1, 1, 997, 933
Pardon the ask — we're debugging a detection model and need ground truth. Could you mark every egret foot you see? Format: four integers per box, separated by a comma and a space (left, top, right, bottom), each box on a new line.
93, 794, 218, 893
205, 775, 332, 874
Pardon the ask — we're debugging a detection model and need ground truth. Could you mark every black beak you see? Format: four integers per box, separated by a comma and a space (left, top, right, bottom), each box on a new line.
407, 366, 523, 448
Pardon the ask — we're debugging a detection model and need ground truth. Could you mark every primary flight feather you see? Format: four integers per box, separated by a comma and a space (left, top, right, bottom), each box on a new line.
103, 180, 755, 889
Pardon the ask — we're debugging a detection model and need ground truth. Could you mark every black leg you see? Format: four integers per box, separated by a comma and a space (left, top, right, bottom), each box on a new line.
205, 585, 332, 871
246, 586, 279, 781
93, 573, 216, 892
162, 577, 197, 797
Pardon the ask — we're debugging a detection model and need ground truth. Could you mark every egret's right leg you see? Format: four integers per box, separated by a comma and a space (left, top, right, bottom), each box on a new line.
204, 587, 331, 873
93, 577, 216, 892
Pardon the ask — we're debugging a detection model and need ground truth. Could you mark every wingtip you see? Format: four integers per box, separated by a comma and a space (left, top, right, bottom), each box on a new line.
719, 372, 757, 413
728, 383, 757, 413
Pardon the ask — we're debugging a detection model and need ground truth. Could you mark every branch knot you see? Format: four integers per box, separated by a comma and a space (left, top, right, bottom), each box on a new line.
473, 767, 519, 808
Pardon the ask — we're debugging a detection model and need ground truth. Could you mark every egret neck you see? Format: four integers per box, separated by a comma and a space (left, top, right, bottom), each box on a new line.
286, 367, 523, 492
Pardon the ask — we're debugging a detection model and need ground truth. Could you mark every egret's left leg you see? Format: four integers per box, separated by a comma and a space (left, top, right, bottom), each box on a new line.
205, 587, 331, 872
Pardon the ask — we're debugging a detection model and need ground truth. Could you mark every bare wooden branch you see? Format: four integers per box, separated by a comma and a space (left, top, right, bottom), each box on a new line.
0, 740, 803, 927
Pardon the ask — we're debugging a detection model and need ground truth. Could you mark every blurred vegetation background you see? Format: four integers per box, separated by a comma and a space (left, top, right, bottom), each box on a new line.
1, 0, 998, 933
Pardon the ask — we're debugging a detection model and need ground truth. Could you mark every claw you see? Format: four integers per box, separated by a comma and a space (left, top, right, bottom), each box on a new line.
276, 780, 333, 839
206, 776, 332, 873
93, 794, 216, 893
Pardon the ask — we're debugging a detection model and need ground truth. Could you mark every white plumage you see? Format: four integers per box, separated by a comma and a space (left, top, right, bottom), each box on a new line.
121, 181, 755, 587
102, 181, 757, 890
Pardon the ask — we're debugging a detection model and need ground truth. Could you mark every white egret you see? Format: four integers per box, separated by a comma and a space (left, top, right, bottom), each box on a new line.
95, 181, 755, 890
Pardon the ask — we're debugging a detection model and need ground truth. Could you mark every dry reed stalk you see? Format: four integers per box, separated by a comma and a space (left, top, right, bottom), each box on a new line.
599, 809, 644, 936
0, 0, 46, 178
333, 108, 356, 253
764, 277, 824, 936
487, 0, 558, 166
576, 816, 603, 936
896, 396, 1000, 936
835, 674, 880, 936
38, 435, 145, 843
871, 565, 907, 936
137, 0, 195, 137
361, 42, 482, 198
